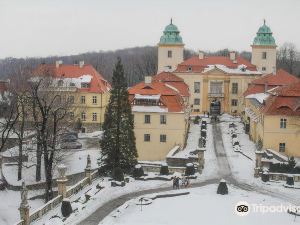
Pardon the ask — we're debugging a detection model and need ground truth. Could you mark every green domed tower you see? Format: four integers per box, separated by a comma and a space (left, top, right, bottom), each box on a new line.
157, 19, 184, 73
251, 20, 277, 74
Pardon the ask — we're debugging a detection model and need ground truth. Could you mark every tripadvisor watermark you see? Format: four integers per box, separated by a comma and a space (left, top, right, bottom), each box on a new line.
235, 201, 300, 216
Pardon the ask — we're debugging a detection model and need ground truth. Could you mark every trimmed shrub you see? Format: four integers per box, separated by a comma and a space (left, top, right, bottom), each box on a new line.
194, 116, 200, 124
217, 179, 228, 195
185, 163, 195, 176
160, 164, 169, 175
61, 199, 72, 217
133, 164, 144, 178
286, 176, 294, 186
261, 172, 269, 182
113, 167, 124, 181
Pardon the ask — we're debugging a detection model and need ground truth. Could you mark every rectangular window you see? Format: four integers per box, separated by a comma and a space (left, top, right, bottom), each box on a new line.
80, 96, 86, 104
231, 99, 238, 106
69, 112, 74, 120
194, 82, 200, 93
262, 67, 266, 71
81, 83, 90, 88
194, 109, 200, 112
279, 143, 286, 152
145, 115, 151, 124
194, 98, 200, 105
167, 50, 172, 58
280, 118, 287, 129
210, 81, 223, 94
68, 96, 75, 104
81, 112, 86, 121
232, 83, 238, 94
92, 96, 97, 104
92, 113, 97, 121
262, 52, 267, 59
160, 134, 167, 143
144, 134, 150, 142
160, 115, 166, 124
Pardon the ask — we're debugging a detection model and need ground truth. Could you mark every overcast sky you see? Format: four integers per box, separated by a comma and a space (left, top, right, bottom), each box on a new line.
0, 0, 299, 58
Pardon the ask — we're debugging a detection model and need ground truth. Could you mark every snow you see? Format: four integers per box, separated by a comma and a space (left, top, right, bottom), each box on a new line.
78, 131, 103, 139
244, 107, 259, 122
100, 184, 300, 225
132, 105, 169, 113
246, 92, 270, 104
134, 94, 160, 100
203, 64, 262, 75
135, 164, 142, 169
32, 179, 171, 225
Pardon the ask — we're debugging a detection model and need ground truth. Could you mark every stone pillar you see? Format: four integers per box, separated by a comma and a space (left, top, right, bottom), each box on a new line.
19, 181, 30, 225
197, 148, 206, 174
57, 164, 68, 198
85, 154, 92, 184
254, 150, 264, 178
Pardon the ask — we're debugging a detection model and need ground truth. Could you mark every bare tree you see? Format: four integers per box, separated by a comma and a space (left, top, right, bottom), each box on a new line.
277, 42, 299, 75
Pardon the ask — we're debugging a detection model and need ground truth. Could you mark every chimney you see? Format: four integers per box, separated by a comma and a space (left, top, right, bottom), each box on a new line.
198, 51, 204, 59
79, 61, 85, 68
229, 51, 237, 62
272, 67, 276, 75
144, 76, 152, 85
264, 81, 268, 93
55, 60, 63, 68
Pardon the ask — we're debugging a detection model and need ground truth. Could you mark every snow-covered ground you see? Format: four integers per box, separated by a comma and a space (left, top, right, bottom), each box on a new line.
100, 184, 300, 225
32, 179, 171, 225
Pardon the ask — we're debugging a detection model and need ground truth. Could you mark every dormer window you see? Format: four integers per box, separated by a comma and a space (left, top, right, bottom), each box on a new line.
188, 66, 192, 72
58, 80, 63, 87
70, 82, 75, 87
81, 83, 90, 88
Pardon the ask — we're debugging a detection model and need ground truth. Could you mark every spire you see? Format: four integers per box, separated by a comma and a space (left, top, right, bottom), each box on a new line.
264, 19, 266, 25
171, 18, 173, 25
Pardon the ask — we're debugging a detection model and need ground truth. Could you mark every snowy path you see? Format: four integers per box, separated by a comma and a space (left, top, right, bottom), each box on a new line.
76, 119, 300, 225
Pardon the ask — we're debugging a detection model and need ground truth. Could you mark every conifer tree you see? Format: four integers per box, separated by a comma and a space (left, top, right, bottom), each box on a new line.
100, 58, 137, 173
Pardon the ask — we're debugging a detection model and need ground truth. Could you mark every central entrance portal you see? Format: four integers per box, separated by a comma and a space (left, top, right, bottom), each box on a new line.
210, 99, 221, 116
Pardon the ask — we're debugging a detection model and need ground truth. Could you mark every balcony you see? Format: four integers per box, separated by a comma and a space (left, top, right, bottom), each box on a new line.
208, 92, 224, 98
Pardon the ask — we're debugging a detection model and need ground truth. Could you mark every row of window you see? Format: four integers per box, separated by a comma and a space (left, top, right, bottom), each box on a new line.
69, 112, 99, 121
192, 99, 238, 106
193, 82, 238, 94
144, 114, 166, 124
144, 134, 167, 142
67, 95, 99, 104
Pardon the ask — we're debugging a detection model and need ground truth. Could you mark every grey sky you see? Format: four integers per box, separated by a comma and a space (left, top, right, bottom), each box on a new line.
0, 0, 299, 58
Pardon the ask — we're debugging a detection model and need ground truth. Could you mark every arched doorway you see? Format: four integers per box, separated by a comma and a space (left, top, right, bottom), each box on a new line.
210, 99, 221, 116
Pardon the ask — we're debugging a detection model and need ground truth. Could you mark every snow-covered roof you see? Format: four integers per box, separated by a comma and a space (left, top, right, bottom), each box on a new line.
134, 94, 160, 100
203, 64, 262, 75
132, 105, 168, 113
245, 92, 269, 104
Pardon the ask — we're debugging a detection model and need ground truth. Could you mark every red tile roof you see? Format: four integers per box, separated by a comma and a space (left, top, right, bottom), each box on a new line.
34, 64, 111, 93
251, 69, 299, 86
152, 72, 189, 97
175, 56, 257, 73
128, 76, 187, 112
262, 81, 300, 116
243, 69, 300, 96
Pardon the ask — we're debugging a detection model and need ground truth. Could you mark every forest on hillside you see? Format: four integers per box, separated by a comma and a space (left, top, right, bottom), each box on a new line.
0, 43, 299, 87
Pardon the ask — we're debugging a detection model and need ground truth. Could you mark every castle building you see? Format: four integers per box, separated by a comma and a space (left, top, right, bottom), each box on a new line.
33, 61, 111, 132
157, 20, 271, 115
128, 72, 189, 161
251, 20, 277, 74
243, 69, 300, 157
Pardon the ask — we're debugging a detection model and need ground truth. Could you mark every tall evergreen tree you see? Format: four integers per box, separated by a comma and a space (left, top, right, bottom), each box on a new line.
100, 58, 138, 173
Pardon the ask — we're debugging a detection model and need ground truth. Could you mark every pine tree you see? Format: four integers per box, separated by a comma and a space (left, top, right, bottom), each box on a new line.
100, 58, 138, 173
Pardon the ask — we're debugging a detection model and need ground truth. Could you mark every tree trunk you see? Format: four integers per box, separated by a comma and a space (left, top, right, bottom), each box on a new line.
44, 156, 53, 202
36, 141, 42, 182
17, 142, 23, 180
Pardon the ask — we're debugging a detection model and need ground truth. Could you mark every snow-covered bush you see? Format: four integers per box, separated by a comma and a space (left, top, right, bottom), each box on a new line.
261, 172, 269, 182
185, 163, 195, 176
113, 167, 124, 181
217, 179, 228, 195
61, 199, 72, 217
194, 116, 200, 124
160, 163, 169, 175
286, 175, 294, 186
133, 164, 144, 178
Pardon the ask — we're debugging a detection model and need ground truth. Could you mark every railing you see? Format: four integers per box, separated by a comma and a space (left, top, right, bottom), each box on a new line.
208, 92, 224, 98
